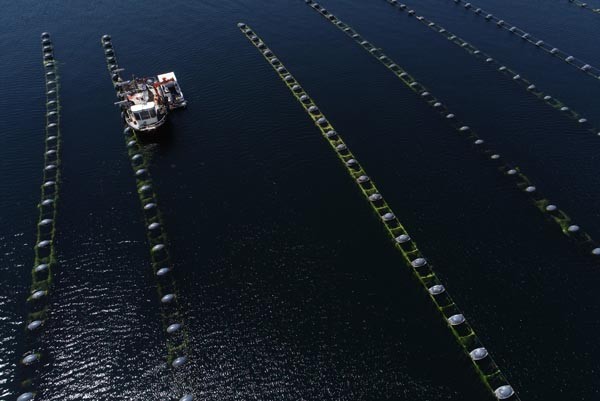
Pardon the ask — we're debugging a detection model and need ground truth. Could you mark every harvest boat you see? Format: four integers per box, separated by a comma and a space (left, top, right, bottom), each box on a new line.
115, 72, 186, 132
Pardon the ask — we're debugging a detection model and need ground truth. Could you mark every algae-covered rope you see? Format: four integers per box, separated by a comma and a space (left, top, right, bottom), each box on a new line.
101, 35, 193, 400
239, 22, 519, 401
383, 0, 600, 138
14, 32, 62, 401
303, 0, 600, 260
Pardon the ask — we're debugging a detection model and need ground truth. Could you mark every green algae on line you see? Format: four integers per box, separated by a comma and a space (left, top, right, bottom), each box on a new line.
383, 0, 600, 137
238, 21, 518, 401
16, 31, 62, 401
304, 0, 600, 260
101, 35, 192, 381
442, 0, 600, 80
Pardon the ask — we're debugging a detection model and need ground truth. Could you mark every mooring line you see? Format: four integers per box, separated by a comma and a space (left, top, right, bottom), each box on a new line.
303, 0, 600, 260
566, 0, 600, 16
101, 35, 193, 401
14, 32, 62, 401
238, 22, 519, 401
441, 0, 600, 81
383, 0, 600, 137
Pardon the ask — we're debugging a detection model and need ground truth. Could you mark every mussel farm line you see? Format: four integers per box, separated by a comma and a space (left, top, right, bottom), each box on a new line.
101, 35, 193, 401
13, 32, 62, 401
566, 0, 600, 15
383, 0, 600, 138
238, 22, 518, 401
304, 0, 600, 259
444, 0, 600, 80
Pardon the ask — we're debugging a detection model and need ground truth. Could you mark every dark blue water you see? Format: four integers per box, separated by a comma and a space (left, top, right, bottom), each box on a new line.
2, 0, 600, 400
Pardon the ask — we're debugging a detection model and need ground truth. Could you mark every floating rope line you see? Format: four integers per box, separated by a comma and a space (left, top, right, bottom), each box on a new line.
14, 32, 62, 401
303, 0, 600, 259
238, 22, 519, 400
442, 0, 600, 80
101, 35, 193, 401
567, 0, 600, 15
382, 0, 600, 137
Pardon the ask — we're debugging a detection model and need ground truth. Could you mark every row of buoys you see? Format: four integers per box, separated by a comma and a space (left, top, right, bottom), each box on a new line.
567, 0, 600, 15
446, 0, 600, 80
383, 1, 600, 138
304, 0, 600, 259
15, 31, 62, 401
239, 21, 517, 401
101, 35, 193, 401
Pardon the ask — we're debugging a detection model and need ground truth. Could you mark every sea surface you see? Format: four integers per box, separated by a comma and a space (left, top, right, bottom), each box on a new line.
2, 0, 600, 400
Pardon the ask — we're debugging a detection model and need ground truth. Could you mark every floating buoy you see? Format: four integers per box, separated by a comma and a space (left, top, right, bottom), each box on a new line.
498, 66, 506, 71
522, 33, 529, 39
543, 96, 552, 100
43, 181, 55, 187
132, 154, 142, 161
395, 234, 411, 244
47, 123, 57, 128
44, 164, 57, 171
27, 320, 43, 331
421, 91, 430, 97
46, 149, 56, 155
167, 323, 182, 334
550, 48, 559, 54
428, 284, 445, 295
485, 58, 493, 62
144, 203, 156, 210
35, 264, 49, 273
474, 139, 484, 145
41, 32, 50, 39
172, 356, 187, 368
39, 219, 53, 226
578, 118, 587, 123
336, 144, 347, 151
470, 347, 488, 361
292, 85, 301, 92
152, 244, 165, 252
345, 158, 357, 167
47, 135, 57, 141
17, 393, 35, 401
382, 212, 395, 222
127, 140, 136, 147
546, 204, 557, 212
308, 105, 319, 114
592, 248, 600, 256
277, 66, 286, 73
565, 56, 574, 62
37, 240, 51, 248
525, 186, 536, 193
368, 193, 382, 202
507, 169, 517, 175
494, 385, 514, 399
356, 175, 370, 184
22, 354, 39, 365
490, 154, 500, 160
270, 58, 280, 65
582, 64, 591, 71
157, 267, 170, 276
527, 84, 536, 90
567, 225, 580, 233
513, 74, 520, 80
135, 168, 146, 176
41, 199, 54, 206
459, 126, 470, 132
31, 290, 46, 300
237, 22, 246, 28
446, 113, 455, 119
433, 102, 442, 108
326, 130, 337, 138
148, 222, 160, 230
102, 34, 111, 41
411, 258, 427, 268
317, 117, 328, 126
536, 40, 544, 46
448, 314, 465, 326
179, 395, 194, 401
560, 107, 569, 112
161, 294, 175, 303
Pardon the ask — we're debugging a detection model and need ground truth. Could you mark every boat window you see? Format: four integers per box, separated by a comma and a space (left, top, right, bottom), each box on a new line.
134, 112, 142, 120
148, 108, 157, 118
